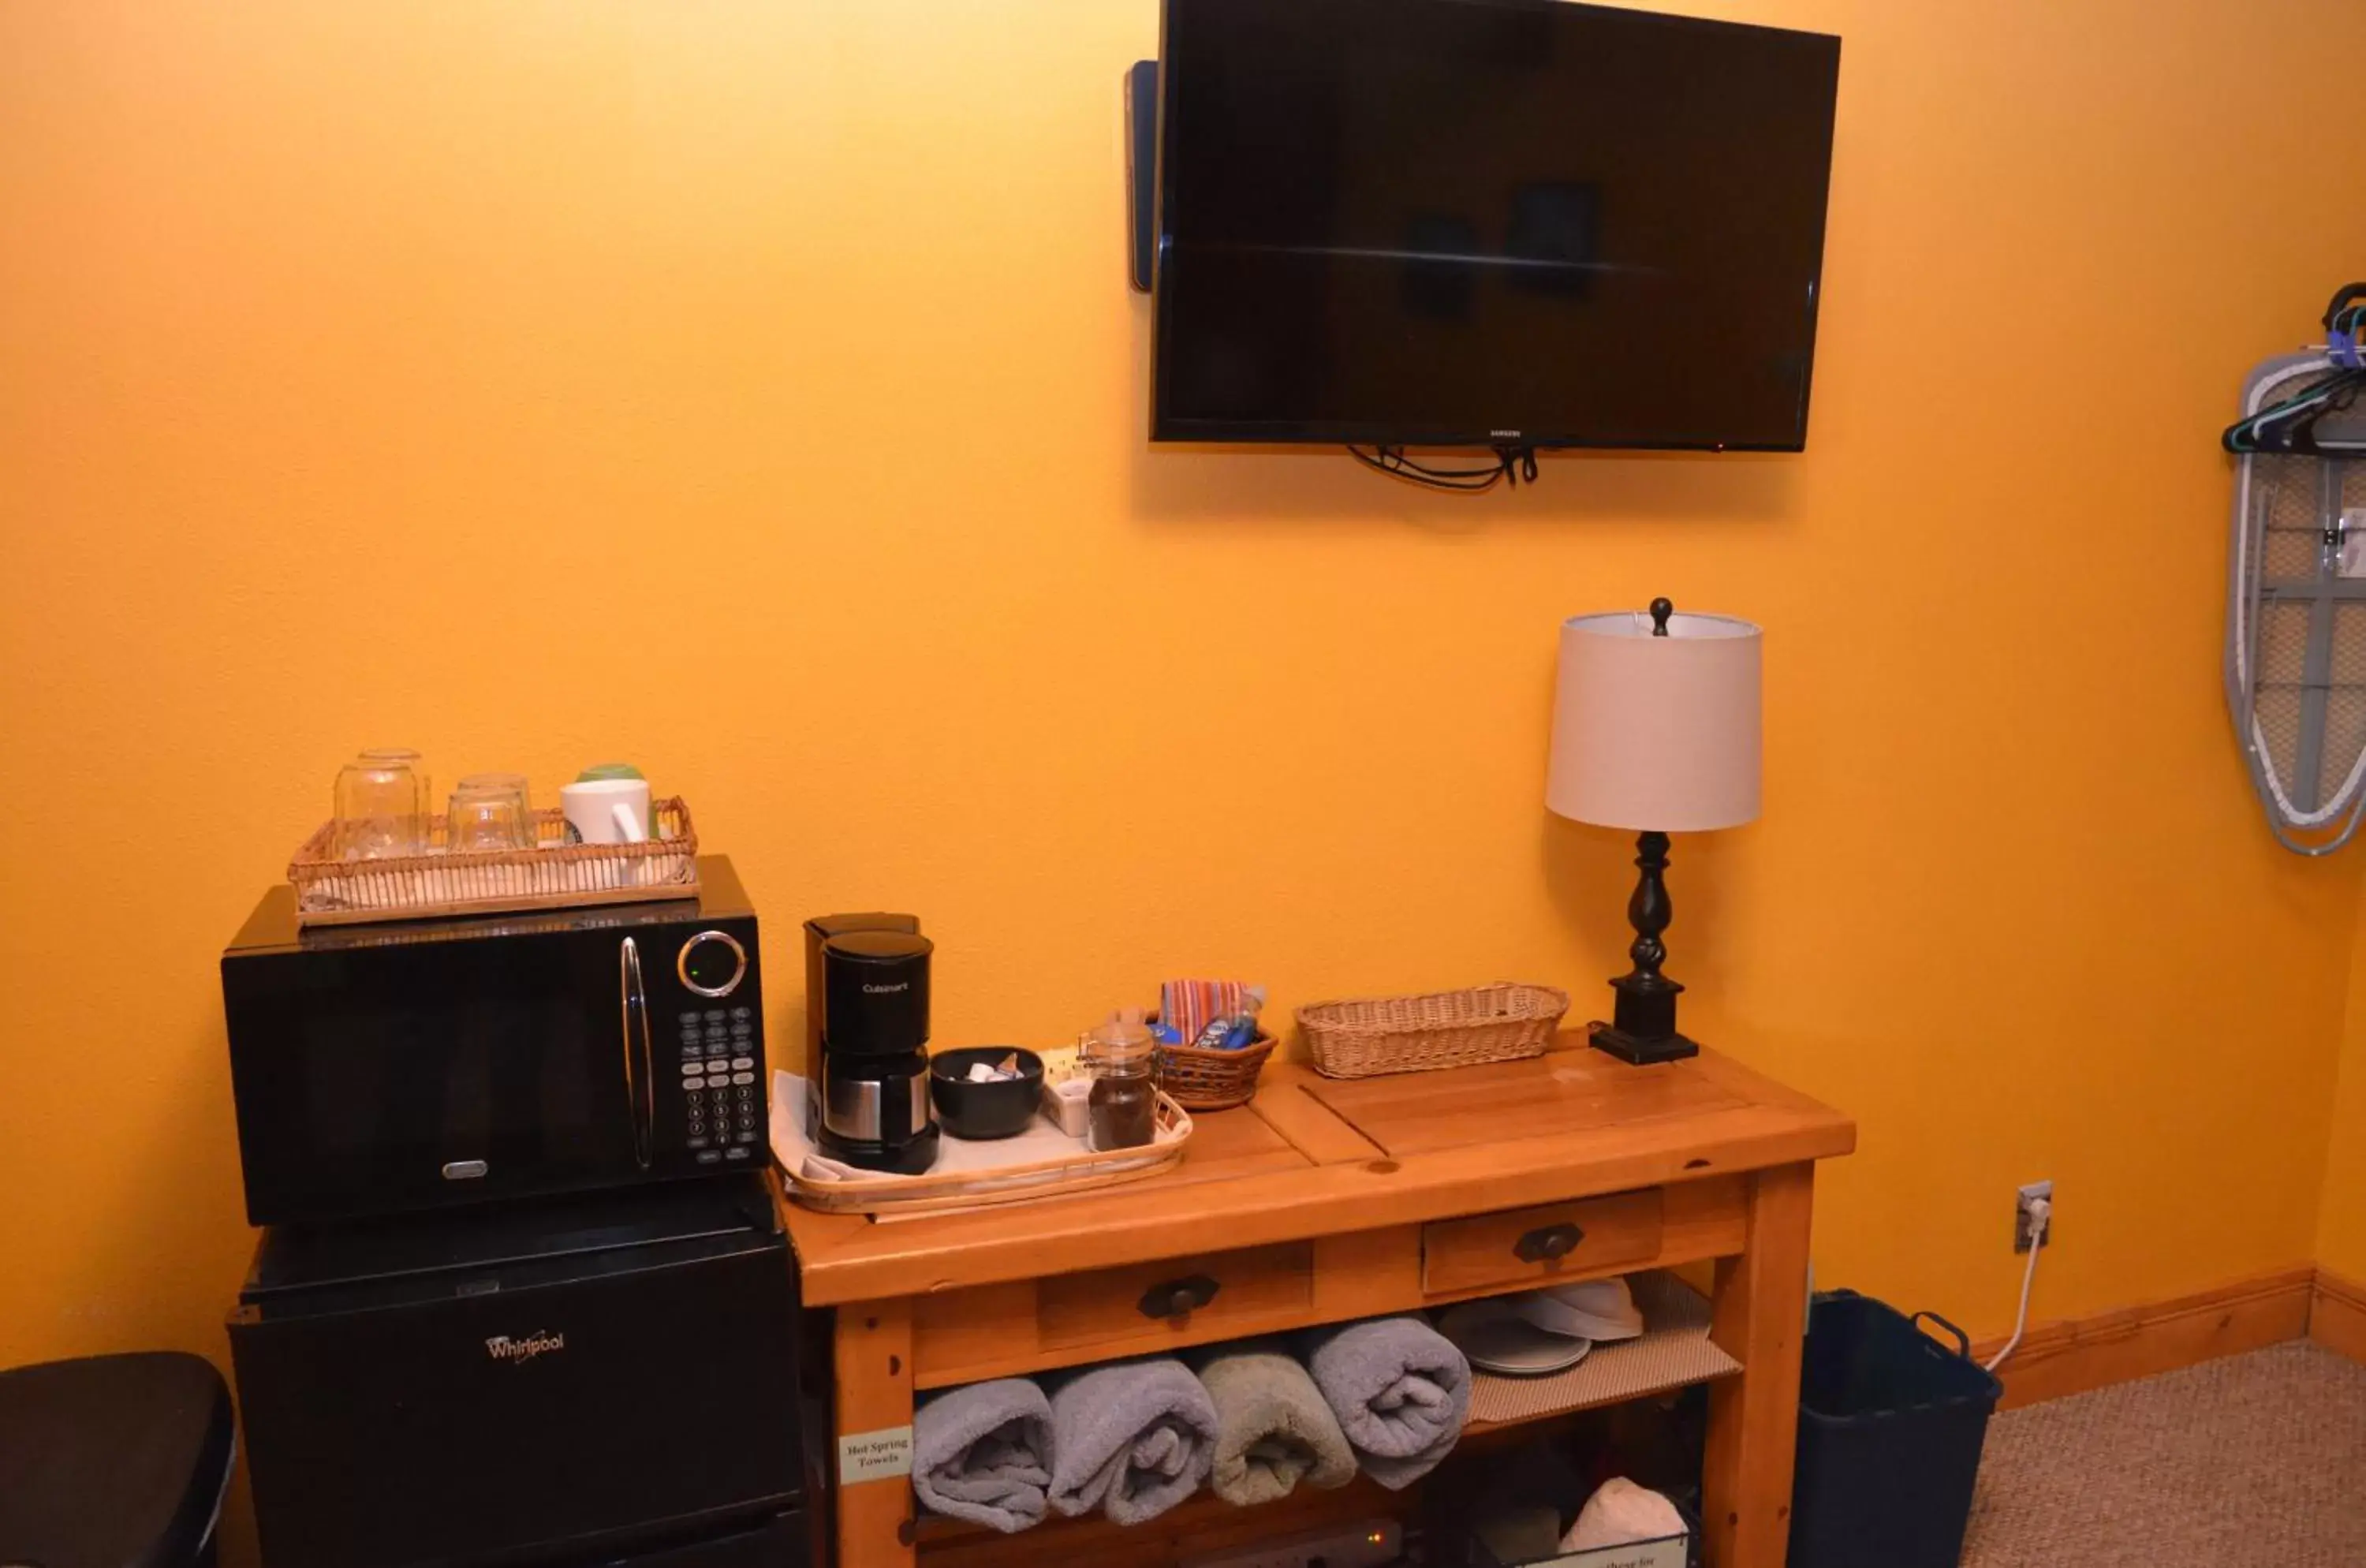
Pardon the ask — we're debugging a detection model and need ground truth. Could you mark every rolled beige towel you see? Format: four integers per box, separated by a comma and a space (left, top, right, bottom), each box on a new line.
1191, 1342, 1357, 1506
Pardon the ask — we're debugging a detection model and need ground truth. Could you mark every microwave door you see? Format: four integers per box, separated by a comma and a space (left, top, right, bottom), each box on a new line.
229, 928, 651, 1224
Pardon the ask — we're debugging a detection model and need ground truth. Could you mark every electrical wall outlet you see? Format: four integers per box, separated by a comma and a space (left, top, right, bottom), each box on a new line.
1181, 1518, 1402, 1568
2013, 1179, 2054, 1253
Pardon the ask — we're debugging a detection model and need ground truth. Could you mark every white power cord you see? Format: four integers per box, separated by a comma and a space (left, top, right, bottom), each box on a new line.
1983, 1195, 2051, 1372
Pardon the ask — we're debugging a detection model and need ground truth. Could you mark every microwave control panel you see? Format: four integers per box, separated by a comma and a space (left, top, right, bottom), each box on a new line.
676, 1003, 763, 1167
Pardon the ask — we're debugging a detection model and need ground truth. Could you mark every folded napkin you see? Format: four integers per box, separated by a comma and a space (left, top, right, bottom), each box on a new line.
1047, 1358, 1219, 1525
1189, 1342, 1357, 1506
912, 1379, 1056, 1534
1301, 1316, 1472, 1489
1562, 1477, 1689, 1551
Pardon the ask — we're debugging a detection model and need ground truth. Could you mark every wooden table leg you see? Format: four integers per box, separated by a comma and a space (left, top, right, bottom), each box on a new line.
1704, 1161, 1815, 1568
834, 1298, 917, 1568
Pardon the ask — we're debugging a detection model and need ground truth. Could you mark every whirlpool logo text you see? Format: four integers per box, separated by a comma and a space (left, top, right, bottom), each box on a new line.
484, 1331, 565, 1364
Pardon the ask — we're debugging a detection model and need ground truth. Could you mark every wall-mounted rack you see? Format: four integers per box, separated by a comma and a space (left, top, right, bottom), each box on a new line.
1125, 60, 1157, 293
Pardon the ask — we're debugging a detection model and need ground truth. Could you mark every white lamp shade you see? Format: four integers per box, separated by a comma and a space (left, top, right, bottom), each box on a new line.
1547, 609, 1762, 833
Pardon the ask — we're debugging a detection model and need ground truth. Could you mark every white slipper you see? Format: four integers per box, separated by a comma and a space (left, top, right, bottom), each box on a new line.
1517, 1276, 1646, 1342
1437, 1298, 1595, 1377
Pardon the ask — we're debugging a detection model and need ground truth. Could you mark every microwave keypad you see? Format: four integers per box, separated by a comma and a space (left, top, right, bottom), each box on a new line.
678, 1006, 762, 1158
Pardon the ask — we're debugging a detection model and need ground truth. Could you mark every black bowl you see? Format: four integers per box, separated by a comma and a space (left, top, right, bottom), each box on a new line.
928, 1047, 1046, 1141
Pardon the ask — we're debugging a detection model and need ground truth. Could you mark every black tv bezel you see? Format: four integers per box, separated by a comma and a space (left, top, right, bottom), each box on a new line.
1146, 0, 1842, 453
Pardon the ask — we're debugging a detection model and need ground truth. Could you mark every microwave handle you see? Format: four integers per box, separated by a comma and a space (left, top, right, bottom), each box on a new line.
619, 936, 654, 1169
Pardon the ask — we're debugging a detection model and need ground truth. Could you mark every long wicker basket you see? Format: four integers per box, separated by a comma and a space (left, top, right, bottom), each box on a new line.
1296, 983, 1570, 1079
288, 798, 699, 925
1155, 1032, 1278, 1111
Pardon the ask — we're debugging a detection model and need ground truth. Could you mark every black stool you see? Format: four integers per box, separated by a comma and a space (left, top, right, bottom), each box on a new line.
0, 1353, 235, 1568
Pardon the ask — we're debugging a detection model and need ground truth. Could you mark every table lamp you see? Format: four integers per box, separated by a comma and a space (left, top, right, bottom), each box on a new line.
1547, 598, 1762, 1064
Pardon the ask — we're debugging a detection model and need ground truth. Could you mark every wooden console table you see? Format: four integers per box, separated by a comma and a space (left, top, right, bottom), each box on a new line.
779, 1035, 1853, 1568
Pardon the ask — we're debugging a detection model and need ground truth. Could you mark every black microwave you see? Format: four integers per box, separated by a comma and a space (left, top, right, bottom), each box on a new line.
221, 856, 767, 1226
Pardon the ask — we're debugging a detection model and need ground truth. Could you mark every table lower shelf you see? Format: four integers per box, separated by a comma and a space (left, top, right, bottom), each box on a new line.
916, 1470, 1408, 1568
1467, 1271, 1737, 1430
916, 1275, 1736, 1562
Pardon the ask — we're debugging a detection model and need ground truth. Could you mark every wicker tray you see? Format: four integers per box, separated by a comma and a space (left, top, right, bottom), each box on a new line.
1297, 983, 1571, 1079
771, 1072, 1194, 1216
1155, 1032, 1278, 1111
289, 798, 700, 926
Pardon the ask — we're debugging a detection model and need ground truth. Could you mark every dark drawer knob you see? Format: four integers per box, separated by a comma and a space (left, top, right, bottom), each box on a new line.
1138, 1274, 1221, 1320
1513, 1223, 1585, 1264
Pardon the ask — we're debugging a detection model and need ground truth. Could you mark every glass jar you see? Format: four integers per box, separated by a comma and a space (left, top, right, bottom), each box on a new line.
332, 748, 428, 861
445, 772, 534, 853
1084, 1009, 1159, 1152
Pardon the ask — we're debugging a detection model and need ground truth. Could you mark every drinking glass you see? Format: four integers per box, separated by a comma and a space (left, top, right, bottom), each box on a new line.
446, 772, 536, 853
332, 749, 428, 861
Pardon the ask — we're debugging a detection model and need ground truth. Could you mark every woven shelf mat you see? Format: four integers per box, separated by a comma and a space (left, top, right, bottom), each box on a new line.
1465, 1271, 1741, 1427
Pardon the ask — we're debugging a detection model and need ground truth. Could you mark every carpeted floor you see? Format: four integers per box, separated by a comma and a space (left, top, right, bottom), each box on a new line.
1962, 1342, 2366, 1566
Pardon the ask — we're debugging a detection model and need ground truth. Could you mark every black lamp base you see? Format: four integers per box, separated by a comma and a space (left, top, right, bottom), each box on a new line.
1588, 1020, 1701, 1066
1587, 827, 1705, 1066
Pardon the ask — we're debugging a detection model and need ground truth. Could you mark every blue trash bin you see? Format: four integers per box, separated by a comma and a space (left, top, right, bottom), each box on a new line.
1789, 1290, 2002, 1568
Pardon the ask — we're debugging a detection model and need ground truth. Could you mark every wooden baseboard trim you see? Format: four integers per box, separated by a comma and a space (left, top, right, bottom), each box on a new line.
1972, 1264, 2316, 1409
2311, 1268, 2366, 1365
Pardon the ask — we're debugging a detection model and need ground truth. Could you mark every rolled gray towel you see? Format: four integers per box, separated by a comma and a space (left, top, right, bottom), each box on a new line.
1047, 1357, 1219, 1525
1301, 1316, 1472, 1489
912, 1379, 1056, 1533
1191, 1342, 1357, 1506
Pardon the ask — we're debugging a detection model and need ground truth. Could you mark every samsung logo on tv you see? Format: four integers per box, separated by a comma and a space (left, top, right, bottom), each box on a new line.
1490, 429, 1522, 439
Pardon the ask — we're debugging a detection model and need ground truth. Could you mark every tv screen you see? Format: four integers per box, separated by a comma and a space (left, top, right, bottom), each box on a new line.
1150, 0, 1842, 451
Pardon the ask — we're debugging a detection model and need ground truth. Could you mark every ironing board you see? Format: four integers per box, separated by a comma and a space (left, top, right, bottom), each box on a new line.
2227, 352, 2366, 853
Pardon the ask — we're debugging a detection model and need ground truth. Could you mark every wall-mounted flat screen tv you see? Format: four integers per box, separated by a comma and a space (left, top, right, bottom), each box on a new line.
1150, 0, 1842, 451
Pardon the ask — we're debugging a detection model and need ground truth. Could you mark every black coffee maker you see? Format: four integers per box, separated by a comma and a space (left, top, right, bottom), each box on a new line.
804, 914, 940, 1174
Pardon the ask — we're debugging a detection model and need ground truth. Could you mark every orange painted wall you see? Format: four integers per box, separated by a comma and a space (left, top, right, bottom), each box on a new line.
2320, 901, 2366, 1284
7, 0, 2366, 1412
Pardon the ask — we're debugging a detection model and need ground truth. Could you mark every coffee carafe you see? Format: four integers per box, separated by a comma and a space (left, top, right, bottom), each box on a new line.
805, 915, 940, 1174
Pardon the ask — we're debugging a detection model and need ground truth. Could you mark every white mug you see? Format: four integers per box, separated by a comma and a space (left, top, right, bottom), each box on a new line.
560, 778, 651, 846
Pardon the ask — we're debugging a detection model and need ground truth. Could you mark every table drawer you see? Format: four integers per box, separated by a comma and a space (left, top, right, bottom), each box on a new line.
1037, 1243, 1315, 1352
912, 1241, 1321, 1385
1422, 1189, 1666, 1297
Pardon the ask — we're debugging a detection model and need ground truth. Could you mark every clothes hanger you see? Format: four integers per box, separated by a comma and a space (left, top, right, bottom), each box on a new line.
2268, 377, 2366, 456
2224, 376, 2353, 453
2236, 371, 2364, 454
2222, 284, 2366, 455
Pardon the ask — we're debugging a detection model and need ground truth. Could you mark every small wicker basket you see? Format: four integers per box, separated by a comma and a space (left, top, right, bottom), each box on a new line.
1296, 983, 1571, 1079
1155, 1032, 1278, 1111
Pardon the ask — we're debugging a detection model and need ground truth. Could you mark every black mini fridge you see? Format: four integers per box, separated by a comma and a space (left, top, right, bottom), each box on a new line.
227, 1176, 815, 1568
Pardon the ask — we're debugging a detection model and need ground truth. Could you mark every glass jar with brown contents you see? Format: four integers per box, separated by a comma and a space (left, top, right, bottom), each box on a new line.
1083, 1007, 1159, 1152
